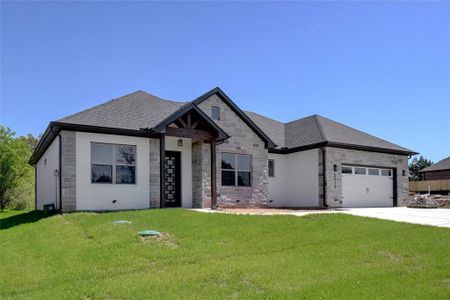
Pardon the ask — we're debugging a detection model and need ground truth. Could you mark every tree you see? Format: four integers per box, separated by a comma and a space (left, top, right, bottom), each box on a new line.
408, 155, 433, 181
18, 133, 40, 151
0, 127, 34, 210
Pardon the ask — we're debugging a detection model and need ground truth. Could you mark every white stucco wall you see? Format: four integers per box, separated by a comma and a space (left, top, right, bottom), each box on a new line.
36, 136, 60, 210
268, 149, 319, 207
165, 136, 193, 208
76, 132, 150, 211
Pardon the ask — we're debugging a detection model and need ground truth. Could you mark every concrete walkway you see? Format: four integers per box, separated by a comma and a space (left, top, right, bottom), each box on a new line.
336, 207, 450, 228
192, 207, 450, 228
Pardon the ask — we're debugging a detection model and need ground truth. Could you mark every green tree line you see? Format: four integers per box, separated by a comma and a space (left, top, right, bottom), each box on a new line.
0, 126, 39, 210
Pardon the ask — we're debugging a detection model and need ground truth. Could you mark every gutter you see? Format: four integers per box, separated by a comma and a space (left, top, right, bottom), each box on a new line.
270, 142, 416, 156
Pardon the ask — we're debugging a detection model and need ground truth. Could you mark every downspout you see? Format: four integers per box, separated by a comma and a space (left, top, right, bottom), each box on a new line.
321, 147, 328, 208
34, 166, 37, 210
58, 134, 62, 213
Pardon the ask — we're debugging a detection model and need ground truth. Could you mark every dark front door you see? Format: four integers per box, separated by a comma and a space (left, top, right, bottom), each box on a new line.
164, 151, 181, 207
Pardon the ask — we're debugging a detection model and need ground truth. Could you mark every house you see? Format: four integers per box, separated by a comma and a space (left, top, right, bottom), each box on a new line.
419, 156, 450, 180
30, 87, 417, 212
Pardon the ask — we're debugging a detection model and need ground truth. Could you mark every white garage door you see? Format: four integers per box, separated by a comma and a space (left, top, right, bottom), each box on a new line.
342, 166, 393, 207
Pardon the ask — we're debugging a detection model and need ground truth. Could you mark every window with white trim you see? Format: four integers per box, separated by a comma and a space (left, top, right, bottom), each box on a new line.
91, 143, 136, 184
221, 153, 252, 186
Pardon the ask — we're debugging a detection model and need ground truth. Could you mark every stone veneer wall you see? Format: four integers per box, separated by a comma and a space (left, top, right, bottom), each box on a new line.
321, 147, 409, 208
191, 140, 211, 208
60, 130, 77, 212
317, 148, 325, 207
149, 138, 160, 208
197, 95, 269, 208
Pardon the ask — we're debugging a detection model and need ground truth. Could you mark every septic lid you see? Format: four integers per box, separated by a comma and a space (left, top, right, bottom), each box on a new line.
113, 220, 131, 224
138, 230, 161, 236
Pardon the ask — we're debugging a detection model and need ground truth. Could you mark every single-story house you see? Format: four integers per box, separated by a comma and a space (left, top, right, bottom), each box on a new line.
30, 87, 417, 212
420, 156, 450, 180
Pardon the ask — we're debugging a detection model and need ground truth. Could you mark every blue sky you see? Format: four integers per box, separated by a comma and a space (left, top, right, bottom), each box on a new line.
1, 1, 449, 162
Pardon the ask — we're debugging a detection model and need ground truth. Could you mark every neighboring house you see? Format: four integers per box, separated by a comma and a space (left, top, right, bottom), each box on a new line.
30, 87, 417, 212
419, 156, 450, 180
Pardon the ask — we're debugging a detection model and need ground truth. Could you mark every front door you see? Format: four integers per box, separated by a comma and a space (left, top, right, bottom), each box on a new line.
164, 151, 181, 207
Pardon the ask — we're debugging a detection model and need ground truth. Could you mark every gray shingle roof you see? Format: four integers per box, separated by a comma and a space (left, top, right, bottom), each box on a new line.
420, 156, 450, 172
314, 114, 413, 152
58, 90, 186, 130
57, 89, 414, 154
244, 112, 414, 154
244, 111, 285, 148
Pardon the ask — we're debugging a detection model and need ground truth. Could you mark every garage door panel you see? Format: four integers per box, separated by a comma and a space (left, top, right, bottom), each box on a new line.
342, 166, 393, 207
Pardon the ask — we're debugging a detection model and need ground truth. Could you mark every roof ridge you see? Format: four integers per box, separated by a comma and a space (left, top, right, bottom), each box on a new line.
244, 110, 285, 125
58, 90, 152, 121
284, 114, 316, 125
57, 90, 186, 122
56, 94, 125, 122
313, 114, 327, 141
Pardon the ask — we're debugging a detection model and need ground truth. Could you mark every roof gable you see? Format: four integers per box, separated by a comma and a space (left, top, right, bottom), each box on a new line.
151, 102, 229, 141
192, 87, 276, 149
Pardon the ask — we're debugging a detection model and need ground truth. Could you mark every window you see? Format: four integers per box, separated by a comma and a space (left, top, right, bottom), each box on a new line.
91, 143, 136, 184
211, 106, 220, 121
354, 167, 366, 175
268, 159, 275, 177
221, 153, 251, 186
368, 168, 379, 176
381, 169, 392, 176
342, 166, 352, 174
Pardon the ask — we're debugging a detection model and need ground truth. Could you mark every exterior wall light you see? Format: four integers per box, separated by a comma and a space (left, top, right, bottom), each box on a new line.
177, 139, 183, 147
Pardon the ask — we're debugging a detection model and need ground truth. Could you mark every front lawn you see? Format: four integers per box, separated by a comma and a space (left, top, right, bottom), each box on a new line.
1, 209, 449, 299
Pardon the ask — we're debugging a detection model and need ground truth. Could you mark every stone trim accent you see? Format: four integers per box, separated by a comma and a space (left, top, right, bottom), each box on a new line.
318, 148, 325, 207
192, 140, 211, 208
149, 138, 160, 208
60, 130, 76, 212
324, 147, 409, 207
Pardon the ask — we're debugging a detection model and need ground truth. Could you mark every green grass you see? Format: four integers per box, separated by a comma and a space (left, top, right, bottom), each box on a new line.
1, 209, 449, 299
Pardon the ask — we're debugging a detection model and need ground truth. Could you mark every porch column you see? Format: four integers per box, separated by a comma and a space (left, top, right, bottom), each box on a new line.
160, 133, 165, 208
210, 138, 217, 209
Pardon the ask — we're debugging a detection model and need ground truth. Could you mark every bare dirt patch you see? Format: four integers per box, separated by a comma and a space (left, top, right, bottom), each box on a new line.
139, 232, 178, 249
378, 251, 404, 262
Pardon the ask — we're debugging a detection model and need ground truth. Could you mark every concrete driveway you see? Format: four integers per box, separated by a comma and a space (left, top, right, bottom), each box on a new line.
193, 207, 450, 228
337, 207, 450, 228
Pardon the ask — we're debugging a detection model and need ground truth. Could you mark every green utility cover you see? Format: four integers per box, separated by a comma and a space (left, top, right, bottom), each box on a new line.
113, 220, 132, 224
138, 230, 161, 236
